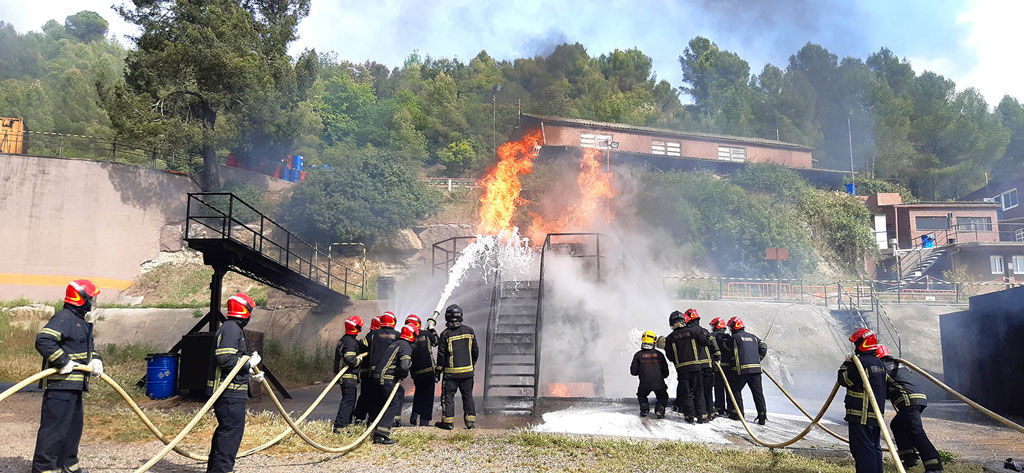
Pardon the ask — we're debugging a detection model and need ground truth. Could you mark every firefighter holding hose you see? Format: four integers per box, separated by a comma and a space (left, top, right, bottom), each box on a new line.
664, 309, 716, 423
725, 316, 768, 425
877, 345, 943, 472
372, 323, 417, 445
32, 279, 103, 473
352, 315, 381, 424
709, 317, 733, 417
368, 312, 399, 423
406, 314, 438, 426
207, 292, 264, 473
840, 328, 888, 473
332, 315, 363, 432
434, 304, 479, 430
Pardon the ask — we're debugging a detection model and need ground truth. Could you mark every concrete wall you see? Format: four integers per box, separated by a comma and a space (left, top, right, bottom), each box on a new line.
0, 155, 199, 300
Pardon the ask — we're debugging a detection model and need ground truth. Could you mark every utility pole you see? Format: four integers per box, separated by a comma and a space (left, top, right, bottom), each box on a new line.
492, 85, 501, 158
848, 116, 855, 188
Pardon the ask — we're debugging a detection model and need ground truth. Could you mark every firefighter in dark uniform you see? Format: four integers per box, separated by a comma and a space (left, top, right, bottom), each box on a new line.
630, 330, 669, 418
435, 304, 479, 430
332, 315, 363, 432
33, 279, 103, 473
207, 292, 263, 473
839, 329, 889, 473
725, 317, 768, 424
709, 317, 733, 417
664, 309, 718, 423
372, 323, 417, 445
695, 313, 720, 420
405, 314, 438, 426
352, 316, 380, 424
877, 345, 943, 472
369, 312, 400, 423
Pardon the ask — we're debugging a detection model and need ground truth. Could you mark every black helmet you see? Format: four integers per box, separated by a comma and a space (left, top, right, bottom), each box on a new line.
669, 310, 684, 327
445, 304, 464, 324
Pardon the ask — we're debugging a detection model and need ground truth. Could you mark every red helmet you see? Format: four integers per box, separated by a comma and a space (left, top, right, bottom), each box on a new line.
849, 328, 878, 353
345, 315, 364, 335
64, 279, 100, 307
380, 312, 397, 328
370, 316, 381, 331
226, 292, 255, 319
875, 344, 891, 359
728, 317, 745, 331
683, 308, 700, 323
405, 314, 422, 329
709, 317, 726, 330
400, 323, 419, 342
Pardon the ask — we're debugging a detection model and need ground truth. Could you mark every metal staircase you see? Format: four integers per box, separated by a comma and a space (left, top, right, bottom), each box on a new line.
482, 278, 541, 413
898, 247, 947, 285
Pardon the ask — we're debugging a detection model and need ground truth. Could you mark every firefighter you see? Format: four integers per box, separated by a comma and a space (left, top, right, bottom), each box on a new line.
207, 292, 264, 473
877, 345, 943, 472
372, 324, 417, 445
664, 309, 717, 423
724, 317, 768, 424
696, 313, 720, 420
369, 312, 400, 424
839, 329, 888, 473
32, 279, 103, 473
709, 317, 733, 417
406, 314, 438, 426
630, 330, 669, 418
435, 303, 479, 430
352, 315, 381, 424
332, 315, 363, 432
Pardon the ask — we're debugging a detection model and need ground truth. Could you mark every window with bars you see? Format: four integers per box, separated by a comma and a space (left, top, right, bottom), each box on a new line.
717, 146, 746, 162
991, 255, 1005, 275
957, 216, 993, 231
580, 133, 613, 149
651, 140, 681, 156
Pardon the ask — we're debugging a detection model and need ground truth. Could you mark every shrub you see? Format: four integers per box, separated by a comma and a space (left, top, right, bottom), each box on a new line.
798, 189, 877, 272
732, 162, 810, 201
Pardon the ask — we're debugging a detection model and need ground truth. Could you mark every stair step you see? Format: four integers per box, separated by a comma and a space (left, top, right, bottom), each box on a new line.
490, 362, 535, 366
487, 384, 535, 388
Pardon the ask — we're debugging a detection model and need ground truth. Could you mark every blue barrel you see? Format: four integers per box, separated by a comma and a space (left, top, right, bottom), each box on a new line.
293, 155, 304, 171
845, 182, 856, 195
289, 168, 299, 182
145, 353, 179, 399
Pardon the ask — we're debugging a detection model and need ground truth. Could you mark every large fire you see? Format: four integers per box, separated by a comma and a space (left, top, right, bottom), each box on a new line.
477, 129, 616, 241
476, 129, 544, 235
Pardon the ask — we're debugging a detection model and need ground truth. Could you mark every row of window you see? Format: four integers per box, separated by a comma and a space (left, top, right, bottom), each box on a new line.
915, 216, 993, 231
578, 133, 748, 162
990, 255, 1024, 275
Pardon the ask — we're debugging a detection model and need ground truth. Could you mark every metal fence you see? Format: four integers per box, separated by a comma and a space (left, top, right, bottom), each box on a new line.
2, 129, 201, 173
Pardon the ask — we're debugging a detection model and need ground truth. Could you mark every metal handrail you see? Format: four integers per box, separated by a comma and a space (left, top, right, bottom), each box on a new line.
185, 193, 364, 297
431, 236, 478, 276
482, 270, 502, 411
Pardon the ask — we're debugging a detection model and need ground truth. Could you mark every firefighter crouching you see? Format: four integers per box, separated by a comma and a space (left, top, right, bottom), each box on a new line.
664, 309, 718, 423
332, 315, 363, 432
352, 316, 381, 424
207, 292, 264, 473
709, 317, 733, 417
724, 316, 768, 425
840, 329, 889, 473
406, 314, 438, 426
877, 345, 943, 473
435, 303, 479, 430
372, 323, 417, 445
630, 330, 669, 418
33, 279, 103, 473
368, 312, 400, 424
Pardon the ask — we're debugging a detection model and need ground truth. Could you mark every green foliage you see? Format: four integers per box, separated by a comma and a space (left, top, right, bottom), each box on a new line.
221, 182, 267, 223
847, 177, 917, 202
798, 189, 877, 272
280, 154, 441, 246
731, 163, 810, 201
64, 11, 108, 42
437, 139, 479, 176
261, 337, 332, 387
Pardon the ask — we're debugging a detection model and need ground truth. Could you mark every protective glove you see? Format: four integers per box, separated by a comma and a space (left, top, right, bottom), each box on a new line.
656, 336, 667, 350
251, 371, 265, 384
248, 351, 262, 368
434, 366, 443, 382
59, 361, 83, 375
88, 359, 104, 377
712, 353, 721, 362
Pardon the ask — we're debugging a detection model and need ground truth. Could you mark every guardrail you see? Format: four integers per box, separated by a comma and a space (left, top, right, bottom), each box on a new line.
420, 177, 480, 190
1, 129, 200, 173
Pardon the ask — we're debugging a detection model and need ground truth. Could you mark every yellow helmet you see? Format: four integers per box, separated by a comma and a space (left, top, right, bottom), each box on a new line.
641, 330, 657, 347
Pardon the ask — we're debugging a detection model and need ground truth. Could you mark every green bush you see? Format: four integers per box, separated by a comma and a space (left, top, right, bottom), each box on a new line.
280, 152, 441, 246
732, 162, 810, 201
846, 177, 917, 202
798, 189, 877, 272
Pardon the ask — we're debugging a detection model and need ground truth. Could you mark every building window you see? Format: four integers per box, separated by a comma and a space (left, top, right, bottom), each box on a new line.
1013, 255, 1024, 274
915, 216, 949, 231
1000, 188, 1019, 211
957, 216, 993, 231
717, 146, 746, 162
991, 255, 1005, 275
581, 133, 613, 149
652, 140, 681, 157
1017, 228, 1024, 242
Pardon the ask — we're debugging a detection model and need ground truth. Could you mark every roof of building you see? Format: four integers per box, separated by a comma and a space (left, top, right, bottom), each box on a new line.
522, 113, 814, 151
888, 200, 1000, 208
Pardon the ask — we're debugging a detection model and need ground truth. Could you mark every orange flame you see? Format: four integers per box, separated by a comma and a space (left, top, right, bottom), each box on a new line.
529, 147, 616, 240
477, 129, 544, 235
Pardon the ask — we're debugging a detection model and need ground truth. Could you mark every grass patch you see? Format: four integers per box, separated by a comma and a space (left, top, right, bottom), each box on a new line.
261, 338, 333, 388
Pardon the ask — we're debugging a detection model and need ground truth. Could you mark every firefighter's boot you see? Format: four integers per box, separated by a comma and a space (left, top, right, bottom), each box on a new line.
373, 434, 396, 445
434, 421, 454, 430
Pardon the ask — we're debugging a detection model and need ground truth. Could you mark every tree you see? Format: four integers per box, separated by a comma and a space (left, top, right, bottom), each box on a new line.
437, 139, 478, 176
113, 0, 311, 190
64, 11, 108, 42
280, 153, 441, 246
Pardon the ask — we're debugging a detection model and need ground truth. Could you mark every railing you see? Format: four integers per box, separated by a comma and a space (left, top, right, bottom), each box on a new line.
184, 193, 364, 298
419, 177, 480, 190
431, 236, 479, 276
534, 233, 605, 409
1, 129, 201, 174
908, 222, 1024, 250
482, 270, 502, 411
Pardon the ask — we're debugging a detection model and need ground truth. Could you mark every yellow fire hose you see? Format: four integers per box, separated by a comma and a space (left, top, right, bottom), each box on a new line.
894, 357, 1024, 435
761, 369, 850, 444
850, 354, 906, 473
135, 355, 250, 472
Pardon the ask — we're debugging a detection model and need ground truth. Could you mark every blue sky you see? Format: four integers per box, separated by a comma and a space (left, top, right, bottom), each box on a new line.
2, 0, 1021, 105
